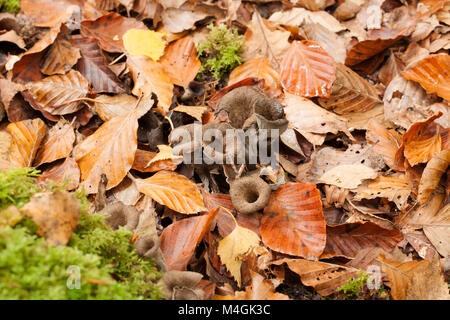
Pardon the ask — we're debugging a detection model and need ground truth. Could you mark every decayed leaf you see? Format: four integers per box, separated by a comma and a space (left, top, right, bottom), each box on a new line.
217, 221, 261, 286
319, 164, 378, 189
173, 106, 208, 122
20, 190, 80, 246
38, 157, 80, 191
134, 171, 206, 214
21, 0, 81, 28
71, 35, 125, 94
7, 118, 47, 168
272, 258, 360, 296
34, 120, 75, 166
233, 271, 290, 300
354, 174, 412, 210
243, 12, 291, 68
261, 182, 326, 259
127, 55, 174, 115
75, 106, 144, 194
40, 38, 81, 75
422, 204, 450, 258
93, 94, 137, 121
418, 150, 450, 205
317, 63, 381, 114
322, 222, 403, 259
383, 75, 435, 129
228, 57, 281, 96
283, 94, 350, 144
379, 255, 449, 300
402, 53, 450, 101
160, 208, 219, 270
160, 36, 201, 88
25, 70, 90, 115
367, 119, 403, 169
123, 29, 166, 61
280, 40, 336, 98
81, 12, 147, 52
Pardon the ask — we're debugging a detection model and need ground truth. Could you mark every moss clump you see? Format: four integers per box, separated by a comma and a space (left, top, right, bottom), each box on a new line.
197, 24, 244, 80
0, 169, 163, 300
0, 0, 20, 13
337, 270, 388, 300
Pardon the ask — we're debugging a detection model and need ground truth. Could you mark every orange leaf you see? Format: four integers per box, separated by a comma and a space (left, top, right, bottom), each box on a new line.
280, 40, 336, 98
132, 149, 179, 173
40, 38, 81, 75
228, 57, 281, 97
322, 222, 403, 259
38, 157, 80, 191
160, 208, 219, 270
81, 12, 147, 52
367, 119, 403, 169
7, 118, 47, 168
21, 0, 81, 28
261, 182, 326, 259
234, 271, 290, 300
134, 171, 206, 214
402, 54, 450, 101
160, 36, 201, 88
418, 150, 450, 205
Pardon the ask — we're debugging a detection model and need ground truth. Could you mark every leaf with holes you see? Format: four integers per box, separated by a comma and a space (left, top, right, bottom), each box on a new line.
7, 118, 47, 168
402, 54, 450, 101
280, 40, 336, 98
261, 182, 326, 259
160, 36, 201, 88
71, 35, 125, 94
160, 208, 219, 270
25, 70, 89, 115
134, 171, 206, 214
34, 120, 75, 166
317, 63, 381, 115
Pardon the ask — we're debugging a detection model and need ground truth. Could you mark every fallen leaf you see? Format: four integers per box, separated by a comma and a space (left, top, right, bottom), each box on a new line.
422, 204, 450, 258
233, 271, 290, 300
0, 30, 26, 49
280, 40, 336, 98
34, 120, 75, 166
160, 208, 219, 270
20, 190, 80, 246
320, 164, 378, 189
132, 149, 179, 173
93, 94, 137, 121
40, 38, 81, 75
160, 36, 201, 88
7, 118, 47, 168
418, 150, 450, 205
123, 29, 166, 61
261, 182, 326, 259
134, 171, 206, 214
21, 0, 81, 28
173, 106, 208, 122
366, 119, 403, 169
38, 157, 80, 191
146, 144, 182, 167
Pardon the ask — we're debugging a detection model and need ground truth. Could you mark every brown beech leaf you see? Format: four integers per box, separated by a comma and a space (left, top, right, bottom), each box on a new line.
127, 55, 174, 115
134, 171, 207, 214
83, 0, 108, 20
71, 35, 125, 94
272, 258, 360, 296
319, 164, 378, 189
317, 63, 381, 114
366, 119, 403, 169
418, 150, 450, 205
160, 208, 219, 271
0, 30, 26, 49
261, 182, 326, 259
25, 70, 89, 115
93, 94, 137, 121
397, 112, 443, 167
321, 222, 403, 259
7, 118, 47, 168
402, 54, 450, 101
160, 36, 201, 88
280, 40, 336, 98
81, 12, 147, 52
38, 157, 80, 191
354, 174, 412, 211
378, 51, 405, 86
20, 190, 80, 246
40, 38, 81, 75
418, 0, 447, 17
379, 254, 449, 300
283, 93, 351, 144
228, 57, 281, 97
234, 271, 290, 300
422, 204, 450, 258
21, 0, 81, 28
173, 106, 208, 122
75, 106, 144, 194
132, 149, 179, 173
34, 120, 75, 167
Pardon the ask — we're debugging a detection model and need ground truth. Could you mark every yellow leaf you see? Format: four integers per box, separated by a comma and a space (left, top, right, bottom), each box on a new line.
173, 105, 208, 122
123, 29, 166, 61
217, 224, 261, 286
146, 144, 182, 167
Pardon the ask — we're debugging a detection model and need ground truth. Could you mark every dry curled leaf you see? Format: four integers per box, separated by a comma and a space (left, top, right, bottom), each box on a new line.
40, 38, 81, 75
418, 150, 450, 205
38, 157, 80, 191
319, 164, 378, 189
20, 190, 80, 246
367, 119, 403, 169
280, 40, 336, 98
261, 182, 326, 260
233, 271, 290, 300
134, 171, 206, 214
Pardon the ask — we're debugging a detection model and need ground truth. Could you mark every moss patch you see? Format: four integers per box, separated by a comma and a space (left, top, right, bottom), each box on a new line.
0, 0, 20, 13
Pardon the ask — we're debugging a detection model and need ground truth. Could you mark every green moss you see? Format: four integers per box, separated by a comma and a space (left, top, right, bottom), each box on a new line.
197, 24, 244, 80
0, 0, 20, 13
337, 270, 388, 300
0, 170, 163, 300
